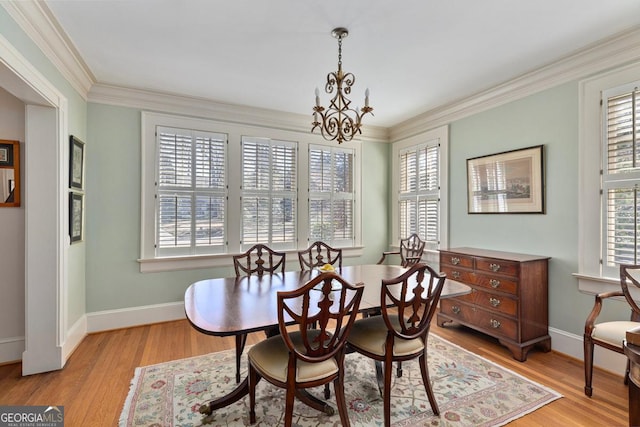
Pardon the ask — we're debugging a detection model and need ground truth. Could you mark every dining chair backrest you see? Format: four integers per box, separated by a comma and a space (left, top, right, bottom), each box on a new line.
298, 241, 343, 271
620, 264, 640, 319
380, 263, 445, 341
233, 244, 286, 276
399, 234, 426, 267
277, 271, 364, 363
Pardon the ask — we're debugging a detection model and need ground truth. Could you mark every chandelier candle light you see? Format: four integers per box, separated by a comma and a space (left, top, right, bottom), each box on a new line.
312, 27, 373, 144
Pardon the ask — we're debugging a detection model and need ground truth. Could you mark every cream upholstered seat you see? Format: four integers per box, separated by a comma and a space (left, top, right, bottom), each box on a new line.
346, 263, 445, 427
584, 264, 640, 397
247, 271, 364, 427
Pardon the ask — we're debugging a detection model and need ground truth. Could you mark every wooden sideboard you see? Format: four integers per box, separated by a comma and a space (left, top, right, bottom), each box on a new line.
437, 247, 551, 361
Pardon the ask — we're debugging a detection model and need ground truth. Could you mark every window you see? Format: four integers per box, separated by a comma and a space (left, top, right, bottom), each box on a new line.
156, 126, 227, 257
398, 143, 440, 251
391, 125, 448, 263
308, 145, 355, 246
241, 137, 297, 249
601, 83, 640, 275
140, 112, 363, 272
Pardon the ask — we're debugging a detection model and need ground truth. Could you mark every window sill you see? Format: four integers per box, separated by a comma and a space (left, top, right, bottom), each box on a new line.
573, 272, 640, 300
138, 246, 365, 273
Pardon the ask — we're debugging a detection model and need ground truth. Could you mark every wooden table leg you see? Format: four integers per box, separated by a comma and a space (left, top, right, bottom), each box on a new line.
199, 377, 250, 420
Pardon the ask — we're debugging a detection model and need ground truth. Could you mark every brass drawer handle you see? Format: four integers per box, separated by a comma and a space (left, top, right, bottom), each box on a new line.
489, 319, 501, 328
452, 305, 461, 314
489, 263, 501, 272
489, 297, 501, 307
452, 271, 461, 279
489, 279, 500, 288
451, 257, 460, 265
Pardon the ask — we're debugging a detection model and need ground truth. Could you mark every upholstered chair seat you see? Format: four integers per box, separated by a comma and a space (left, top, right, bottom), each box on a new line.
347, 316, 424, 357
591, 321, 639, 347
248, 330, 338, 383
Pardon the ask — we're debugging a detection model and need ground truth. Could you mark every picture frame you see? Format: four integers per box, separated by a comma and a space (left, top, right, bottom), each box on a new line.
467, 145, 545, 214
0, 142, 13, 166
69, 192, 84, 243
69, 135, 85, 190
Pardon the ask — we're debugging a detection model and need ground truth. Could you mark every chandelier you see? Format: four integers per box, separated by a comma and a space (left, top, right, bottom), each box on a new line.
312, 27, 373, 144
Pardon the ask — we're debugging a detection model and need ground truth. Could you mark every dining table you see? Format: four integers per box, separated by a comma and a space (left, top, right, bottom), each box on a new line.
184, 263, 471, 422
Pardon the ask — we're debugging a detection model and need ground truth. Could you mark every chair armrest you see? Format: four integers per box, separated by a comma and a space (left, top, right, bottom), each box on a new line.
377, 251, 401, 265
584, 290, 626, 334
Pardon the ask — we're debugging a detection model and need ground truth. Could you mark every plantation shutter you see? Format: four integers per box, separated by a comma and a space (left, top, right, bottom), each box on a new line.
603, 85, 640, 271
241, 137, 297, 248
309, 145, 355, 245
156, 126, 227, 256
398, 142, 439, 250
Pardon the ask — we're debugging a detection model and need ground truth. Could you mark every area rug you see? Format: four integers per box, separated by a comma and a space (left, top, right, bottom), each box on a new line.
120, 334, 562, 426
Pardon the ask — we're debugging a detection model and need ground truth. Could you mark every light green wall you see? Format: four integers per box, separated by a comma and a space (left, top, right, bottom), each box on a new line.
447, 81, 626, 335
0, 6, 88, 329
85, 103, 389, 312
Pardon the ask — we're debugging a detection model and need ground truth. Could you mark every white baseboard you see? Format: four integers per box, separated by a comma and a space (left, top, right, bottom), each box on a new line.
0, 336, 24, 364
63, 315, 87, 362
86, 301, 186, 333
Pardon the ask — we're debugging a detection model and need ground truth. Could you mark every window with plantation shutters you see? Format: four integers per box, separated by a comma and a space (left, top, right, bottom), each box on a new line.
308, 145, 355, 246
156, 126, 227, 256
398, 142, 439, 251
602, 83, 640, 273
241, 137, 297, 249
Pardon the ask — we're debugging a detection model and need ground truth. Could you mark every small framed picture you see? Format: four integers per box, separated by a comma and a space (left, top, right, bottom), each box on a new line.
467, 145, 545, 214
0, 142, 14, 166
69, 192, 84, 243
69, 135, 85, 190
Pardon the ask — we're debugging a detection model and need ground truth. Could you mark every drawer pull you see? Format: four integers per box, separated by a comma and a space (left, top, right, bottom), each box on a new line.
489, 263, 501, 272
451, 257, 460, 265
452, 305, 461, 315
452, 271, 461, 279
489, 319, 501, 329
489, 279, 500, 288
489, 297, 501, 307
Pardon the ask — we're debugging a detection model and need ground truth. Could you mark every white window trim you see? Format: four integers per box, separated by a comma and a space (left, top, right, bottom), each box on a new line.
139, 111, 363, 272
576, 61, 640, 300
390, 125, 449, 264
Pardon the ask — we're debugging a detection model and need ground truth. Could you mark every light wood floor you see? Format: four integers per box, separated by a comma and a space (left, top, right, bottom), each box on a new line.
0, 319, 629, 426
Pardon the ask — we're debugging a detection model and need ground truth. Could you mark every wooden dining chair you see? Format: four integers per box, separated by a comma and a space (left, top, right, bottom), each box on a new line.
584, 263, 640, 397
377, 233, 425, 267
346, 263, 445, 426
298, 241, 343, 271
233, 243, 286, 276
230, 244, 286, 383
247, 271, 364, 427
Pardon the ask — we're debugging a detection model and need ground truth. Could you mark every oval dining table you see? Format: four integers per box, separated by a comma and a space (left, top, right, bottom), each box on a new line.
184, 264, 471, 421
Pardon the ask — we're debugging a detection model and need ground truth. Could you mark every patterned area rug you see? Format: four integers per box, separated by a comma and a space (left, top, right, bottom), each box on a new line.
120, 334, 561, 426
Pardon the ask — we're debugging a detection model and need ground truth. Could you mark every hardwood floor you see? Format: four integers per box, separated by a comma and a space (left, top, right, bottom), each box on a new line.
0, 319, 629, 426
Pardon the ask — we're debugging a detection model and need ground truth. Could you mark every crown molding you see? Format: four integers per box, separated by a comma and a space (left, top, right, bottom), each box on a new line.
88, 83, 390, 142
390, 25, 640, 142
1, 0, 94, 100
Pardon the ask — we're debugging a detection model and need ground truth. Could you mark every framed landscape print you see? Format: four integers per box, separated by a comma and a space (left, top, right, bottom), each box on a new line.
467, 145, 545, 214
69, 135, 85, 190
69, 192, 84, 243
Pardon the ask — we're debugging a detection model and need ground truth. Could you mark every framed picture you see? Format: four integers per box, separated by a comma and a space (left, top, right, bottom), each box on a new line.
69, 192, 84, 243
0, 142, 14, 166
69, 135, 85, 190
467, 145, 545, 214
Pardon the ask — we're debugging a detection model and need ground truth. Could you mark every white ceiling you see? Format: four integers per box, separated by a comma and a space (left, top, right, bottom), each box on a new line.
44, 0, 640, 128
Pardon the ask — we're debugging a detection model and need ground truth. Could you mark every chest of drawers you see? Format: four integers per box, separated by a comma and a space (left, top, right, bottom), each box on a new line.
437, 247, 551, 361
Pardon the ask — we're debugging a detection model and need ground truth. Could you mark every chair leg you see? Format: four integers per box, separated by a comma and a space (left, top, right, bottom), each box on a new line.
284, 385, 296, 427
418, 353, 439, 416
334, 376, 351, 427
324, 383, 331, 399
248, 364, 260, 424
583, 334, 594, 397
625, 359, 630, 386
236, 333, 248, 384
383, 357, 393, 427
396, 361, 403, 378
